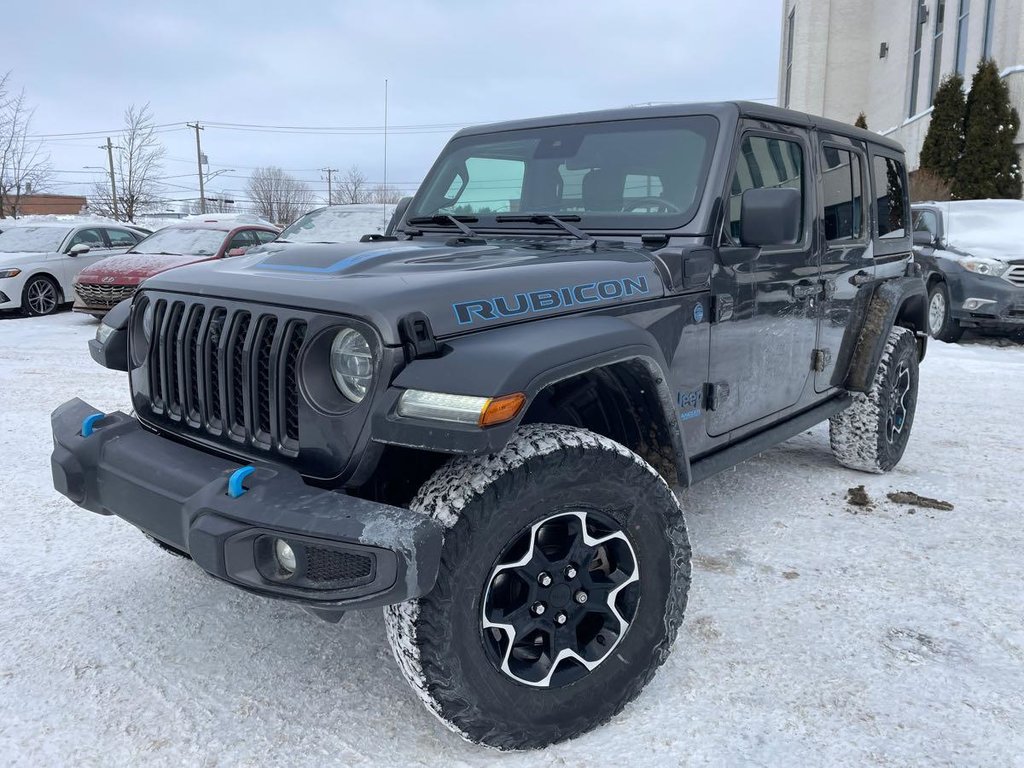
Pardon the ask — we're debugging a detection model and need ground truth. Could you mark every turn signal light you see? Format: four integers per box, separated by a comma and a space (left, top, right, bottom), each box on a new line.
479, 393, 526, 427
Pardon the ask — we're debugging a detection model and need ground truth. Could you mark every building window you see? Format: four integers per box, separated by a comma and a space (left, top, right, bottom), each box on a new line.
983, 0, 996, 58
954, 0, 970, 74
784, 8, 796, 108
909, 2, 927, 117
929, 0, 947, 106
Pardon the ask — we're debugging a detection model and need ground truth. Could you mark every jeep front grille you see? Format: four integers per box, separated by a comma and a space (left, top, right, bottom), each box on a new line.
1004, 265, 1024, 288
147, 298, 306, 456
75, 282, 138, 308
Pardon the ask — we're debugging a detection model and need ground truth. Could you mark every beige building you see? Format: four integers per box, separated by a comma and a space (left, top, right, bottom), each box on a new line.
778, 0, 1024, 174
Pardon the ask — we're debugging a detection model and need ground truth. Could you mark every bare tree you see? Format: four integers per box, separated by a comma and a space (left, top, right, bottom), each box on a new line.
332, 165, 370, 204
369, 183, 405, 204
89, 103, 166, 222
0, 71, 52, 219
246, 166, 314, 226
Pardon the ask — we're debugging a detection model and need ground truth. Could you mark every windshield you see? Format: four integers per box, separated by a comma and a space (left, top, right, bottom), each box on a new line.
279, 207, 374, 243
408, 116, 719, 230
0, 226, 69, 253
942, 201, 1024, 261
130, 228, 226, 256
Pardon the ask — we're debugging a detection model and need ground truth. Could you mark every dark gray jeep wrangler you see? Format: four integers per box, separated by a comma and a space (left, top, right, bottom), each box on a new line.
51, 101, 927, 749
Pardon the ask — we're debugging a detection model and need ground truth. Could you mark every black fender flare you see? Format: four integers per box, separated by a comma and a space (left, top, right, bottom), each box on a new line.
372, 314, 690, 484
836, 276, 928, 393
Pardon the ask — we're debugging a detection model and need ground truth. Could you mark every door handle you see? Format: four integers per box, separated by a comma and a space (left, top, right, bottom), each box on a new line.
792, 281, 818, 299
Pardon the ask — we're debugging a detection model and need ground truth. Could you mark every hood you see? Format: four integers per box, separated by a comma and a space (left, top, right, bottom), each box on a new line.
77, 252, 216, 285
141, 238, 666, 344
0, 251, 53, 266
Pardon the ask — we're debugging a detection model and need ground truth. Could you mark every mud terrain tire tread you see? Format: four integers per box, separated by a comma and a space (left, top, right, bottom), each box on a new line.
829, 326, 919, 473
383, 423, 690, 750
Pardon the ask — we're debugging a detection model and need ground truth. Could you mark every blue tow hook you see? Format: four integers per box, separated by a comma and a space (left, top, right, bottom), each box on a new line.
227, 465, 256, 498
81, 412, 105, 438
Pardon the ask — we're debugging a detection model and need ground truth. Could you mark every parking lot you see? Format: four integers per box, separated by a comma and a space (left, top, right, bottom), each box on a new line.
0, 311, 1021, 766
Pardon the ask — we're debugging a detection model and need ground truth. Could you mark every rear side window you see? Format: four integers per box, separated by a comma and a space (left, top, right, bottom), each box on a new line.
873, 156, 908, 239
728, 135, 804, 242
821, 147, 865, 242
105, 228, 138, 248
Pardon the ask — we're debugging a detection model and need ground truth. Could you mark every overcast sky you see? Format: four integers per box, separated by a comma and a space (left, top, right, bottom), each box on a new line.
6, 1, 783, 210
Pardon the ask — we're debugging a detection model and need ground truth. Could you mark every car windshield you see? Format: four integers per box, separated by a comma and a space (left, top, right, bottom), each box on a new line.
279, 207, 375, 243
942, 201, 1024, 261
0, 226, 70, 253
407, 115, 719, 230
130, 227, 226, 256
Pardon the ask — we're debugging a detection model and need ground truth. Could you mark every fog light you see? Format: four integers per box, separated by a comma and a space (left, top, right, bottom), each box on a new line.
275, 539, 297, 574
962, 298, 996, 311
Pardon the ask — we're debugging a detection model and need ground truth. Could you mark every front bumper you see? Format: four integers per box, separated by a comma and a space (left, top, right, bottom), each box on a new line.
948, 272, 1024, 329
50, 398, 442, 620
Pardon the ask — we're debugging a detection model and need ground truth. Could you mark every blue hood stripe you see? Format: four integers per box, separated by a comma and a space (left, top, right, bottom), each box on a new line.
253, 245, 451, 274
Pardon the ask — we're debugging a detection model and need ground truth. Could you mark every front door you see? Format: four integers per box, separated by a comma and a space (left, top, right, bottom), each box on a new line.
707, 127, 820, 436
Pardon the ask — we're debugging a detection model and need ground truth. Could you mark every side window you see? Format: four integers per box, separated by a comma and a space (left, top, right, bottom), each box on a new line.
225, 231, 257, 253
445, 157, 525, 215
68, 228, 104, 250
728, 135, 804, 242
255, 230, 277, 244
105, 228, 138, 248
912, 210, 938, 235
873, 156, 908, 239
821, 147, 865, 242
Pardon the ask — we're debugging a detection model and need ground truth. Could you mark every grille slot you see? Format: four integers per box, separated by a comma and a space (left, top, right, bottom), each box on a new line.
1004, 265, 1024, 288
147, 300, 306, 455
304, 547, 374, 584
74, 282, 138, 308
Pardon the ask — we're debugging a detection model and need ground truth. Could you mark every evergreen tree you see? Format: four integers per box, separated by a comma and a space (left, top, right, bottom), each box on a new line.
952, 60, 1023, 200
854, 113, 868, 130
919, 74, 966, 183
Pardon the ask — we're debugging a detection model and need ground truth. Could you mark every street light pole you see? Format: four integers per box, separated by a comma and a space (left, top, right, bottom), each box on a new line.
188, 122, 206, 214
101, 137, 119, 221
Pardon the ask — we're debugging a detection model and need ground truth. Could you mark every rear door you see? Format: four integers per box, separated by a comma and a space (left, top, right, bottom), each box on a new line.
708, 124, 820, 436
814, 135, 873, 391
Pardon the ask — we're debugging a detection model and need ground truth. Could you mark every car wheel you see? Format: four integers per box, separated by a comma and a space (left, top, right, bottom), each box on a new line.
384, 423, 690, 750
21, 275, 62, 316
927, 282, 963, 343
829, 326, 920, 473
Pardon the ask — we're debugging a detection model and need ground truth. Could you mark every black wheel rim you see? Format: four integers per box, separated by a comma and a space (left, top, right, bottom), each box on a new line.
27, 279, 57, 315
481, 510, 640, 688
885, 360, 912, 444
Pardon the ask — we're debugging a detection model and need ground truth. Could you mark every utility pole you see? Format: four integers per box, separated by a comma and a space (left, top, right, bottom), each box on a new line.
101, 137, 119, 221
188, 122, 206, 214
321, 167, 338, 205
383, 79, 389, 219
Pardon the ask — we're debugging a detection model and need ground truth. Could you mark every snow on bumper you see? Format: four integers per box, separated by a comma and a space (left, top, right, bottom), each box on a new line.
50, 398, 442, 619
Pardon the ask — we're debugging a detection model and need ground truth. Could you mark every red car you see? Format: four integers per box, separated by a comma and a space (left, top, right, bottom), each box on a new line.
73, 220, 279, 317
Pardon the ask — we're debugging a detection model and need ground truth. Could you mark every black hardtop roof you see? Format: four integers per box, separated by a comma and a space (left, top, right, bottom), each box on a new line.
453, 101, 904, 153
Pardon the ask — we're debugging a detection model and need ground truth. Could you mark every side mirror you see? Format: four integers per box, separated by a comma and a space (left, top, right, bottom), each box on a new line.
226, 247, 247, 257
912, 230, 937, 247
386, 196, 414, 236
739, 188, 802, 248
68, 243, 91, 256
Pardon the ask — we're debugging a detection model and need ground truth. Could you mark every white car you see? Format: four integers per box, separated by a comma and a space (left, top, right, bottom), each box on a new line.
0, 222, 149, 316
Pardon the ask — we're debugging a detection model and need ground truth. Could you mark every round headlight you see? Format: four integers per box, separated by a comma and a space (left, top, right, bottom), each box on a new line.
330, 328, 374, 402
142, 302, 155, 342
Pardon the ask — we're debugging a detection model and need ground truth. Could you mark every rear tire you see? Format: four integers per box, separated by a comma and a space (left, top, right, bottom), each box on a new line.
22, 275, 62, 316
384, 424, 690, 750
830, 326, 919, 473
928, 282, 963, 343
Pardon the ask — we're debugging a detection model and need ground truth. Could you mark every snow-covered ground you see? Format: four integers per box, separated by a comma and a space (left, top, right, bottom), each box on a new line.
0, 312, 1022, 767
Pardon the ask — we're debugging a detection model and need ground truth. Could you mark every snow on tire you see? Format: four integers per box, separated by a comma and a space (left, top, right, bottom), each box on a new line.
383, 423, 691, 750
830, 326, 920, 473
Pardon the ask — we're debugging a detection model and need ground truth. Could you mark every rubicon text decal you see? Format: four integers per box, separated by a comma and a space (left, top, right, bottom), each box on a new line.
453, 275, 651, 325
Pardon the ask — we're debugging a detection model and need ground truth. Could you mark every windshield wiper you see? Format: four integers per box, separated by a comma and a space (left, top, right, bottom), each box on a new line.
494, 213, 594, 244
407, 215, 479, 237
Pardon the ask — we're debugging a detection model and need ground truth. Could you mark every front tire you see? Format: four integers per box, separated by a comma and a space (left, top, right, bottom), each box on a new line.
829, 326, 920, 473
22, 275, 62, 316
384, 424, 690, 750
928, 282, 963, 342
